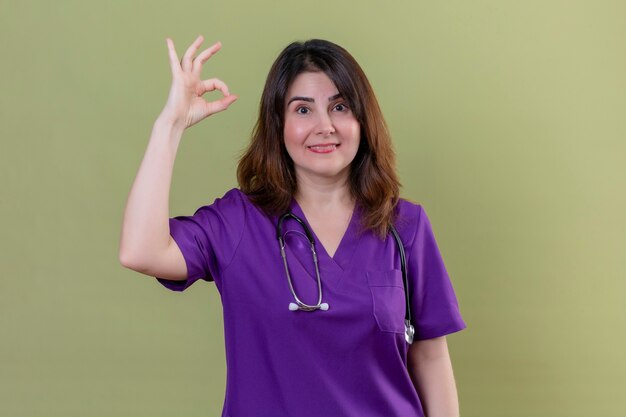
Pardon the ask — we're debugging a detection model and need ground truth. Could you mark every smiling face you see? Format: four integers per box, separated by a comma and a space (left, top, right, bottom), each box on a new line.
283, 71, 361, 184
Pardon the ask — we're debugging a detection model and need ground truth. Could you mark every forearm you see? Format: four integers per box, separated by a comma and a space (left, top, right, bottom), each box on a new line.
408, 337, 460, 417
118, 117, 184, 266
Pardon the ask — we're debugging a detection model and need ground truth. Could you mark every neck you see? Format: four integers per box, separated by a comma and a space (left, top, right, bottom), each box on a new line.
294, 171, 354, 212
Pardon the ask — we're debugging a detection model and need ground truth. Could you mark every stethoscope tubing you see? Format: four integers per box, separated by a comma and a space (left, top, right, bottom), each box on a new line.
277, 211, 414, 343
278, 213, 326, 311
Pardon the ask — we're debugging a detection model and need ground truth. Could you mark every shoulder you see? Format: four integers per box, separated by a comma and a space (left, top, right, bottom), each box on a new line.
393, 198, 425, 246
186, 188, 252, 224
203, 188, 274, 224
395, 198, 423, 220
204, 187, 250, 211
216, 187, 246, 203
395, 198, 424, 229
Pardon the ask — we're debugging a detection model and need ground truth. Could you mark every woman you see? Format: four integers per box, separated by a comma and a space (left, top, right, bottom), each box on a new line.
119, 35, 466, 417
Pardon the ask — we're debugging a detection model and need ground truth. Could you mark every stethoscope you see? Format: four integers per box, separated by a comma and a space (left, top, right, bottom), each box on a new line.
277, 212, 415, 344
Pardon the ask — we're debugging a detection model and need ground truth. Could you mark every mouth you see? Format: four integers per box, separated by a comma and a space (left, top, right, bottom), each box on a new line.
306, 143, 340, 153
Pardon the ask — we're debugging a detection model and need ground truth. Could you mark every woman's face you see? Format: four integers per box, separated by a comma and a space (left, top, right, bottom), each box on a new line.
283, 71, 360, 184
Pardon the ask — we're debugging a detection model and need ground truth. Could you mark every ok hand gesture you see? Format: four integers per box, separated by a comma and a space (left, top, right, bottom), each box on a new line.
159, 35, 238, 130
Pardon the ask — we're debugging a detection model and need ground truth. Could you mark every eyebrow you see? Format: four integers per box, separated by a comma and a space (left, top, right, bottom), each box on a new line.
287, 93, 343, 106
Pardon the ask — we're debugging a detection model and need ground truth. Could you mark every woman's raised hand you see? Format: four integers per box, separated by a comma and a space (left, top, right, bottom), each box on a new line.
159, 35, 238, 130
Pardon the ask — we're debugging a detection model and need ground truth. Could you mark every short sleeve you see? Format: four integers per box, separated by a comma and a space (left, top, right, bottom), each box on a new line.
155, 188, 246, 292
406, 205, 467, 340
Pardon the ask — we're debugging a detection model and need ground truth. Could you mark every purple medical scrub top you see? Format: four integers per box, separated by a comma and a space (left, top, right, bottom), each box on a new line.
155, 188, 466, 417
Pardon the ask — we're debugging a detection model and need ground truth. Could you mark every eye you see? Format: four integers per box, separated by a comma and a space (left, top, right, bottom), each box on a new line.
296, 106, 310, 115
333, 103, 348, 112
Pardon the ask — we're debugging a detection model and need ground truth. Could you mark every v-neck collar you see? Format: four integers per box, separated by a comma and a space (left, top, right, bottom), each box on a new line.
288, 197, 361, 273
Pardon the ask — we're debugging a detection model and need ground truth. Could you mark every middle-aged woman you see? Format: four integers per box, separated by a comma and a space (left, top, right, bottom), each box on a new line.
119, 34, 466, 417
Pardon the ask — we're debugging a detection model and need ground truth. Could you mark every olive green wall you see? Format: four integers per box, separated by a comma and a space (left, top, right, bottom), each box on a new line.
1, 1, 624, 416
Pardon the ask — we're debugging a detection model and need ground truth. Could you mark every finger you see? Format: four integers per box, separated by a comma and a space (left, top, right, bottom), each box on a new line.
192, 41, 222, 77
205, 94, 238, 115
181, 35, 204, 72
200, 78, 230, 97
165, 38, 182, 75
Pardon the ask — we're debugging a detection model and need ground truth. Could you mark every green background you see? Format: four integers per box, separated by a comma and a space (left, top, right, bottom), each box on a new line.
1, 1, 625, 416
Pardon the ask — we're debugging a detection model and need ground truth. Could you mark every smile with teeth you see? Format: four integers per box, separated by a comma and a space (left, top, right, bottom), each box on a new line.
307, 143, 340, 153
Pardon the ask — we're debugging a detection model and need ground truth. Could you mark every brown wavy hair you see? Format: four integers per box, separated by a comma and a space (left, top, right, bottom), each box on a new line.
237, 39, 400, 238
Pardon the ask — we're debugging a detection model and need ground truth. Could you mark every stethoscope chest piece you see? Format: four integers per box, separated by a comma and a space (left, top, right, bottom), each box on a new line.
405, 320, 415, 344
289, 302, 329, 311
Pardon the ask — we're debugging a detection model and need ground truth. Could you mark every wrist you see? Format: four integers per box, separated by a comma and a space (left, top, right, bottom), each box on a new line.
155, 109, 187, 130
151, 118, 186, 155
154, 115, 186, 136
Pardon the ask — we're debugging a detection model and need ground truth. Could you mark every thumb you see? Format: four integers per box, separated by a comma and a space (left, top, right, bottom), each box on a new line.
206, 94, 238, 115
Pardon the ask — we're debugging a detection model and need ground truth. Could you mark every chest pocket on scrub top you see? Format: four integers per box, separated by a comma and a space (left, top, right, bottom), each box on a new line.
366, 270, 406, 334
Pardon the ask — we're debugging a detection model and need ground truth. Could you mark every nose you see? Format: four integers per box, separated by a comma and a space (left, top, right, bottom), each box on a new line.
315, 113, 336, 136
